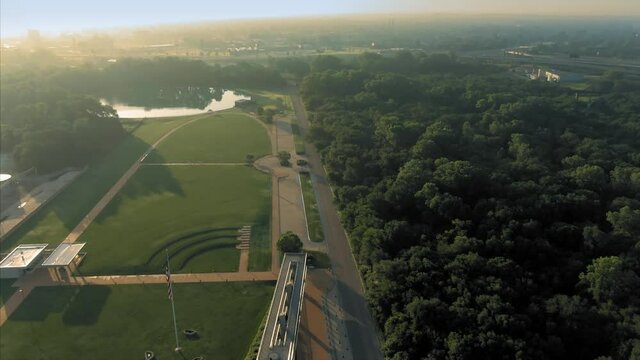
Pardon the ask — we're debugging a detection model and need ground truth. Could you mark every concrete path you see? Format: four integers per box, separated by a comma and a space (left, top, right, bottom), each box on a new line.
298, 269, 340, 360
143, 162, 246, 166
0, 282, 34, 326
0, 115, 209, 326
291, 93, 383, 359
0, 268, 277, 326
253, 115, 325, 254
0, 169, 85, 241
238, 250, 249, 272
63, 115, 206, 244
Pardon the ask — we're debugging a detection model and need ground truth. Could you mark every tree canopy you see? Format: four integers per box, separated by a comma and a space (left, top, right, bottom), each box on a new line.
277, 231, 303, 253
301, 51, 640, 360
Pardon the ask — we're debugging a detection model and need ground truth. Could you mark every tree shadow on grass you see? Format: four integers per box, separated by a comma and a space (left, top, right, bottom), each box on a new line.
94, 160, 186, 222
9, 286, 109, 324
1, 133, 181, 250
9, 287, 75, 322
62, 286, 111, 326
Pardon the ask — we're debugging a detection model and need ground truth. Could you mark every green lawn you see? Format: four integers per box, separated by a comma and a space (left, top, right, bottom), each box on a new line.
78, 165, 271, 275
145, 111, 271, 163
300, 173, 324, 243
0, 116, 192, 252
239, 89, 291, 113
0, 282, 273, 360
0, 278, 18, 306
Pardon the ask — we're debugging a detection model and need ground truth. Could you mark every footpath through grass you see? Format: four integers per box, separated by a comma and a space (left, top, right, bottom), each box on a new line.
78, 165, 271, 275
0, 116, 192, 252
145, 110, 271, 163
300, 173, 324, 243
0, 282, 274, 360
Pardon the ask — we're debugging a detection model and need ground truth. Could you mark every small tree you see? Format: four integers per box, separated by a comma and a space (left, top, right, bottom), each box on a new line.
278, 151, 291, 166
263, 108, 275, 124
277, 231, 303, 253
245, 154, 255, 164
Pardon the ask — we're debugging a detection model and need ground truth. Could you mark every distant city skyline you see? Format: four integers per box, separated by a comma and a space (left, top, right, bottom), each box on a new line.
2, 0, 640, 38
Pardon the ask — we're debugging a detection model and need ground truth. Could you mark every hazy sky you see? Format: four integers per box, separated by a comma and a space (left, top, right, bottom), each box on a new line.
2, 0, 639, 37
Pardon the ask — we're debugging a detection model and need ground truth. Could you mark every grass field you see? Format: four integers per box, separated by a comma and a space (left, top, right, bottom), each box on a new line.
0, 282, 273, 360
0, 116, 194, 252
145, 111, 271, 163
240, 89, 292, 113
78, 165, 271, 274
300, 173, 324, 243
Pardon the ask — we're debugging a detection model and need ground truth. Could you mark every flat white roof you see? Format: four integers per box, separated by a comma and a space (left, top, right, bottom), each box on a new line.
42, 243, 85, 267
0, 244, 48, 269
258, 253, 307, 360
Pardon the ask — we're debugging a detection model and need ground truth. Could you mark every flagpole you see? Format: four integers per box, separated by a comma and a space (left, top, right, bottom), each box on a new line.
166, 249, 181, 352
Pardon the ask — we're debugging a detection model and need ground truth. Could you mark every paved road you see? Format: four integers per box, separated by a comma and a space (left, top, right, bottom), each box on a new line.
291, 94, 383, 360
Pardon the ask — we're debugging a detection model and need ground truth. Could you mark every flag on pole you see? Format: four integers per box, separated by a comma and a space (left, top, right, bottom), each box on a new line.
165, 250, 181, 352
165, 265, 174, 300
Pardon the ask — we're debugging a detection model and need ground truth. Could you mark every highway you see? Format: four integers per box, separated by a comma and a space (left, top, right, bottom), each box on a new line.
291, 93, 383, 360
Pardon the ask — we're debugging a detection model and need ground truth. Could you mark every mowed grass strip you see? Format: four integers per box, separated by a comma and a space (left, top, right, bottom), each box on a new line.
300, 173, 324, 243
145, 110, 271, 163
78, 165, 271, 275
0, 116, 193, 252
0, 282, 274, 360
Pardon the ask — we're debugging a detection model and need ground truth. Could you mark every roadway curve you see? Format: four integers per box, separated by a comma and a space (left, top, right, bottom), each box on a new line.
291, 93, 383, 359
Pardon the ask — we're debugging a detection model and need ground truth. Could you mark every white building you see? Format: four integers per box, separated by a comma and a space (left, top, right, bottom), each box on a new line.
0, 244, 48, 278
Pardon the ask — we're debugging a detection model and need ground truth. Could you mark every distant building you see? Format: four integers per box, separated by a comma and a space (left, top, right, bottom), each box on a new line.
530, 68, 583, 83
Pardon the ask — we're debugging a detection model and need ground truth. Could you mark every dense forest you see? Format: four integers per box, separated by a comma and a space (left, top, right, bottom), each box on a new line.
301, 52, 640, 359
0, 57, 284, 173
51, 57, 285, 96
0, 79, 123, 172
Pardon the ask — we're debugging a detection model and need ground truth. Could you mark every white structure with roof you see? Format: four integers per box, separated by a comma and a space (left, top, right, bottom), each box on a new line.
0, 244, 48, 278
257, 253, 308, 360
41, 243, 86, 281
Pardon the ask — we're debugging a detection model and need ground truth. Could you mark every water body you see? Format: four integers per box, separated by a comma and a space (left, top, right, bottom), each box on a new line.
102, 90, 250, 119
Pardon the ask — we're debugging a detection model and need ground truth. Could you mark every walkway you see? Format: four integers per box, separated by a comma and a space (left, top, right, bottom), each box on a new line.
143, 162, 246, 166
291, 93, 383, 359
0, 169, 85, 241
0, 115, 209, 325
253, 115, 325, 254
63, 115, 206, 244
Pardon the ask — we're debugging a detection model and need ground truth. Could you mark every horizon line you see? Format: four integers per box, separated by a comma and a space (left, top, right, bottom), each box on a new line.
2, 11, 640, 40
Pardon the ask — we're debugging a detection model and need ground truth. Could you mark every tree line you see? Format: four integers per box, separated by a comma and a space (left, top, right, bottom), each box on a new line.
1, 57, 286, 173
301, 52, 640, 359
0, 77, 123, 173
